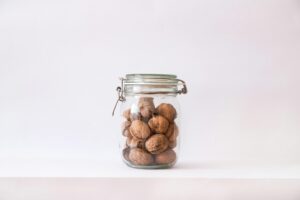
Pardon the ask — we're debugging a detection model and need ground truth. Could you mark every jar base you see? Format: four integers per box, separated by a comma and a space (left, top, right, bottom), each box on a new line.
123, 159, 176, 169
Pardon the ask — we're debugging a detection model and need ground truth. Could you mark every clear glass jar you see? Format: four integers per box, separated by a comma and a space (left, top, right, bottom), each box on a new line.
113, 74, 187, 169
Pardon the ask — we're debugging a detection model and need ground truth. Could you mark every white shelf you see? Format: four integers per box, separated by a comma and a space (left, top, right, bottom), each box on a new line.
1, 158, 300, 178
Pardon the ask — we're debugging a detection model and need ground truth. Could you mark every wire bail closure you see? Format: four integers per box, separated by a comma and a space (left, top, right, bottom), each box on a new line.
112, 78, 125, 116
112, 76, 188, 116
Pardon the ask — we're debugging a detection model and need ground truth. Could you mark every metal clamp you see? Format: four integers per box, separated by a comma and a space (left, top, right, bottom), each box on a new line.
176, 79, 188, 94
112, 77, 126, 116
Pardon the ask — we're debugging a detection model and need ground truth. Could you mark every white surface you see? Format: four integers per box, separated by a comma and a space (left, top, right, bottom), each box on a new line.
1, 158, 300, 178
1, 178, 300, 200
1, 0, 300, 175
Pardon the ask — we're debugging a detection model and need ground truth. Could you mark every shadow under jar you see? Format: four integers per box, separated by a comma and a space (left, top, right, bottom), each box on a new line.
113, 74, 188, 169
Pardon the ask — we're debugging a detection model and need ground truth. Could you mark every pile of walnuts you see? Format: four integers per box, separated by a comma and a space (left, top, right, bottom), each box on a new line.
121, 97, 178, 166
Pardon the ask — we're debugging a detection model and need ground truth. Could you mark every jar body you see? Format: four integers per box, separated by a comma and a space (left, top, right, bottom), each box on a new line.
120, 94, 180, 169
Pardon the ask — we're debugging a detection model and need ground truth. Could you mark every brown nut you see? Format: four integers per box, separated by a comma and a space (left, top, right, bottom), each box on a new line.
165, 125, 177, 148
168, 140, 177, 149
155, 149, 176, 164
126, 137, 145, 149
123, 108, 142, 121
165, 123, 177, 138
123, 147, 130, 162
148, 115, 169, 134
129, 148, 153, 165
156, 103, 177, 122
122, 109, 131, 120
121, 120, 131, 136
145, 134, 169, 154
130, 112, 142, 121
130, 120, 151, 139
138, 97, 155, 120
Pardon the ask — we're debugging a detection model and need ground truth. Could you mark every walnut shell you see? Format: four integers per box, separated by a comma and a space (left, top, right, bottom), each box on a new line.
148, 115, 169, 134
123, 129, 132, 137
130, 120, 151, 139
123, 147, 130, 162
122, 109, 131, 120
168, 140, 177, 149
165, 123, 175, 138
121, 120, 131, 136
129, 148, 153, 165
138, 97, 155, 120
156, 103, 177, 122
168, 123, 178, 148
155, 149, 176, 164
145, 134, 169, 154
122, 108, 142, 121
126, 137, 145, 149
130, 112, 142, 121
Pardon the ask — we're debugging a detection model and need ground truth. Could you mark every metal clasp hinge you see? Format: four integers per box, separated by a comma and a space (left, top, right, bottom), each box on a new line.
177, 79, 188, 94
112, 77, 125, 116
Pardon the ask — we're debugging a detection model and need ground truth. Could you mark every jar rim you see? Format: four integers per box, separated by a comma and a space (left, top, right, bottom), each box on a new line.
125, 74, 177, 80
122, 73, 186, 96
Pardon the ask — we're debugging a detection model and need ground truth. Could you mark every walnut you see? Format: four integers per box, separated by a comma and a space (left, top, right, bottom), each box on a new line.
155, 149, 176, 164
122, 108, 141, 121
169, 124, 178, 139
126, 137, 145, 149
168, 123, 178, 148
122, 109, 131, 120
156, 103, 177, 122
168, 140, 177, 149
130, 112, 142, 121
129, 148, 153, 165
130, 120, 151, 139
121, 120, 131, 136
138, 97, 155, 120
148, 115, 169, 134
145, 134, 169, 154
165, 123, 178, 138
123, 147, 130, 162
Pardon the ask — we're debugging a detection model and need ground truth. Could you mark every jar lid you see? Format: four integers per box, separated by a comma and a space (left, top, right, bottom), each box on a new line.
123, 74, 186, 95
112, 74, 187, 115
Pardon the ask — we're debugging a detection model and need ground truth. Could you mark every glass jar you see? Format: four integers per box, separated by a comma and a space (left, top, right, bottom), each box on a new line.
113, 74, 187, 169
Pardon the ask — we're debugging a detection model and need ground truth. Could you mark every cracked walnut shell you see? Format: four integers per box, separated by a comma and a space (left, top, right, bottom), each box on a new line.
148, 115, 169, 134
129, 148, 153, 165
145, 134, 169, 154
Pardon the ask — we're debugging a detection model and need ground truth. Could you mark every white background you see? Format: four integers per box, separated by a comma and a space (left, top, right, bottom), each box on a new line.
1, 0, 300, 171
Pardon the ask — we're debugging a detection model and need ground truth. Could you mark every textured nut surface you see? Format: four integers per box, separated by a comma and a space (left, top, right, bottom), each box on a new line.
138, 97, 155, 120
121, 120, 131, 136
129, 148, 153, 165
123, 129, 132, 137
123, 147, 130, 162
122, 109, 131, 120
168, 123, 178, 148
145, 134, 169, 154
165, 123, 175, 138
126, 137, 145, 149
155, 149, 176, 164
130, 120, 151, 139
148, 115, 169, 134
167, 123, 178, 140
130, 112, 142, 121
168, 140, 177, 149
156, 103, 177, 122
